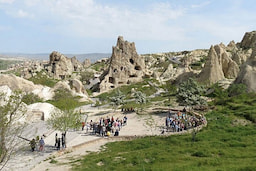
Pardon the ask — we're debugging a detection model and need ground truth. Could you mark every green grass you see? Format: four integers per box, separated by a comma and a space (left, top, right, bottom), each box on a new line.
29, 71, 57, 87
72, 93, 256, 171
47, 89, 90, 110
96, 79, 158, 102
90, 61, 107, 72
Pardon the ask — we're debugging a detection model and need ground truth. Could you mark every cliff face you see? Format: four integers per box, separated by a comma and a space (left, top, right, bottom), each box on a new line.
99, 36, 146, 92
198, 46, 225, 84
46, 51, 83, 79
198, 31, 256, 85
240, 31, 256, 49
235, 46, 256, 92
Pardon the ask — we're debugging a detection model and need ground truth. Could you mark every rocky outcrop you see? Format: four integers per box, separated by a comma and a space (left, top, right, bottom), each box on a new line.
98, 36, 147, 92
235, 47, 256, 92
69, 79, 87, 95
26, 103, 58, 121
198, 42, 241, 84
198, 46, 225, 84
82, 59, 91, 68
214, 44, 240, 78
240, 31, 256, 49
21, 61, 45, 79
0, 74, 90, 101
45, 51, 83, 79
53, 80, 90, 102
0, 74, 54, 100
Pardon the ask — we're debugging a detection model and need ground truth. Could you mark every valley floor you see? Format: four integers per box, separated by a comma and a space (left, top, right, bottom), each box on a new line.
1, 104, 205, 171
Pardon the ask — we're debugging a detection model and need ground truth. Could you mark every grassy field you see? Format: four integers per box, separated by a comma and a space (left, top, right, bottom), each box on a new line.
72, 93, 256, 171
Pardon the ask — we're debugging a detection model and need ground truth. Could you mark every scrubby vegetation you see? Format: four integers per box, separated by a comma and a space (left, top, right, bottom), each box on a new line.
96, 78, 158, 102
47, 89, 89, 110
21, 93, 43, 105
29, 71, 57, 87
80, 71, 94, 84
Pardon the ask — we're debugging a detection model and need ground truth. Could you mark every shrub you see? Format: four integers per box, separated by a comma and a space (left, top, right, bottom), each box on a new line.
80, 71, 94, 84
21, 93, 43, 105
48, 89, 87, 110
29, 71, 57, 87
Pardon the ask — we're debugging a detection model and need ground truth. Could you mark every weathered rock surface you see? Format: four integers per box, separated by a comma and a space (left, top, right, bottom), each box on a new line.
0, 74, 90, 101
45, 51, 83, 79
53, 80, 90, 101
69, 79, 87, 95
21, 61, 45, 79
26, 103, 58, 121
235, 47, 256, 92
0, 74, 54, 100
198, 46, 225, 84
240, 31, 256, 49
214, 44, 240, 78
98, 36, 147, 92
82, 59, 91, 68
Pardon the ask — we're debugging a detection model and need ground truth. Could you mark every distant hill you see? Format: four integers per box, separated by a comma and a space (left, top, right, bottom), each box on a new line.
0, 53, 111, 62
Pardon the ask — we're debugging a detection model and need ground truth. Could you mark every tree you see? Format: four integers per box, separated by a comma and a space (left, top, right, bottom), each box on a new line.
47, 109, 82, 134
0, 91, 27, 167
109, 89, 125, 111
176, 78, 206, 106
163, 81, 177, 102
134, 91, 148, 111
80, 71, 94, 84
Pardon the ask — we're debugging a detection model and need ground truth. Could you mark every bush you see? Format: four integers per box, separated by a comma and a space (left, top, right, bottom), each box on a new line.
176, 78, 206, 106
227, 83, 247, 97
29, 71, 57, 87
21, 93, 43, 105
47, 89, 87, 110
80, 71, 94, 84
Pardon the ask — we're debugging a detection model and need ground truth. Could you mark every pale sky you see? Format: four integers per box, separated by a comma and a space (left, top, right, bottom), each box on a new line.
0, 0, 255, 54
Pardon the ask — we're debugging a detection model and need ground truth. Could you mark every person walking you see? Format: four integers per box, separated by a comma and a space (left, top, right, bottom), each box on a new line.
29, 138, 36, 152
39, 137, 45, 152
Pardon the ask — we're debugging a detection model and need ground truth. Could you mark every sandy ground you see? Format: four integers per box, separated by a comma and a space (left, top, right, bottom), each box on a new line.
0, 104, 204, 171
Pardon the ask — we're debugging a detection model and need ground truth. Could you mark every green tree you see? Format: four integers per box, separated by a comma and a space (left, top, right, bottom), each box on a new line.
163, 81, 177, 102
0, 91, 27, 166
176, 78, 206, 106
80, 71, 94, 84
134, 91, 148, 111
109, 89, 125, 111
47, 109, 82, 134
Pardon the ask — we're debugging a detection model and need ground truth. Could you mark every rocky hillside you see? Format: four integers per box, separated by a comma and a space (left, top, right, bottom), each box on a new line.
1, 31, 256, 112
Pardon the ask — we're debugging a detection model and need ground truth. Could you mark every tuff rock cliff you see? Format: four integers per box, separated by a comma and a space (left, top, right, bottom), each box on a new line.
98, 36, 147, 92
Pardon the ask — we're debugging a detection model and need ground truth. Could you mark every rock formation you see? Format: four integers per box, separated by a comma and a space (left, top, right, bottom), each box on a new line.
21, 61, 45, 79
98, 36, 146, 92
69, 79, 87, 95
26, 102, 58, 121
0, 74, 90, 101
240, 31, 256, 49
82, 59, 91, 68
198, 46, 225, 84
235, 47, 256, 92
45, 51, 83, 79
0, 74, 54, 100
52, 80, 90, 101
214, 44, 240, 78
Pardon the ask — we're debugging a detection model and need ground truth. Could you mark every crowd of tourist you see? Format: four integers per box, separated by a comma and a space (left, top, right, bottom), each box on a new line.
164, 109, 206, 133
84, 115, 128, 137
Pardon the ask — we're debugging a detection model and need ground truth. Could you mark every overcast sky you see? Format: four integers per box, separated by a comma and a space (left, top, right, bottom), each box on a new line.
0, 0, 255, 54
